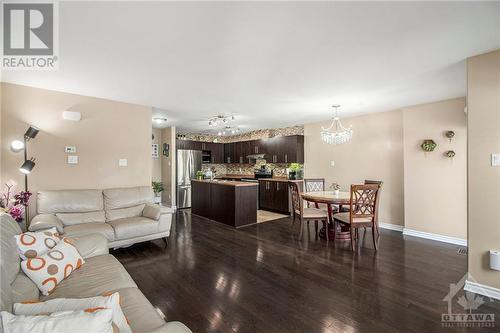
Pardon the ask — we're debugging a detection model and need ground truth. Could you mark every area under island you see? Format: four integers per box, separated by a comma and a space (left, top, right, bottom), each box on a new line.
191, 179, 258, 227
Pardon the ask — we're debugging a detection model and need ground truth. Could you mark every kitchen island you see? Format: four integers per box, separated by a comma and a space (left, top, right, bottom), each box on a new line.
191, 179, 258, 227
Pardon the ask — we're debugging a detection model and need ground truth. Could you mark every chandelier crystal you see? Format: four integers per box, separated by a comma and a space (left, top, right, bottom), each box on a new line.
321, 105, 353, 145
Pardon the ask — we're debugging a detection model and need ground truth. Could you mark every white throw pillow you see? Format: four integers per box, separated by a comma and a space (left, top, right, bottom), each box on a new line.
14, 292, 132, 333
1, 309, 114, 333
14, 228, 61, 260
21, 238, 85, 296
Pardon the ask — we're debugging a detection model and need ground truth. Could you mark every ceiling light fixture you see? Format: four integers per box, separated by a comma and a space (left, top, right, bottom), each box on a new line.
217, 126, 240, 136
152, 117, 168, 124
208, 115, 235, 127
321, 105, 353, 145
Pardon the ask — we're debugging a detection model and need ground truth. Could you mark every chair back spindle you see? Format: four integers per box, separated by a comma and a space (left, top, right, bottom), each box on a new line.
288, 181, 302, 215
349, 184, 380, 223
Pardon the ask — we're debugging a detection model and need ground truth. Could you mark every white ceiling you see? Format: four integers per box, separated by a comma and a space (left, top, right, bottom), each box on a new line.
3, 1, 500, 133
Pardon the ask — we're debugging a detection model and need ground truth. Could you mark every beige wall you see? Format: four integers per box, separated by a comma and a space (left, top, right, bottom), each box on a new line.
152, 128, 162, 182
403, 98, 467, 239
161, 126, 176, 206
467, 50, 500, 289
1, 83, 153, 217
304, 110, 405, 226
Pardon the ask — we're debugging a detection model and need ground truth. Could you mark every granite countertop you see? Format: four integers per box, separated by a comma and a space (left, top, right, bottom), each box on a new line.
192, 179, 258, 187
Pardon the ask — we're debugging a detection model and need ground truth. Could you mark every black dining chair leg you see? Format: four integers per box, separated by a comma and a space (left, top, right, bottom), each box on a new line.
298, 219, 304, 240
314, 220, 318, 236
372, 224, 378, 251
349, 226, 355, 252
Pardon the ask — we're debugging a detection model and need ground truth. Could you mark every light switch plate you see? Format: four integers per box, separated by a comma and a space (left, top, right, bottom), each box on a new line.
65, 146, 76, 153
491, 154, 500, 167
119, 159, 128, 167
67, 155, 78, 164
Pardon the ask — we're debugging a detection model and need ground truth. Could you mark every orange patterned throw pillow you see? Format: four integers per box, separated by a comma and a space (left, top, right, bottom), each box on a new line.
21, 238, 85, 296
14, 227, 62, 260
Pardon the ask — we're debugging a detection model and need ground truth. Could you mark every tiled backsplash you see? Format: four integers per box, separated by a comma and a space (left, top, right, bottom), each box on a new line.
179, 125, 304, 143
184, 125, 302, 177
202, 160, 289, 177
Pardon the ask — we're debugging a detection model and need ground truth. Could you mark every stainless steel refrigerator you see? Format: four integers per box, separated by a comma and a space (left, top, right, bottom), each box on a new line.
176, 149, 202, 209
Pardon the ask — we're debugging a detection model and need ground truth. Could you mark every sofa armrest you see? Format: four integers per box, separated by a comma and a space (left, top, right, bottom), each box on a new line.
149, 322, 192, 333
70, 233, 109, 259
29, 214, 64, 233
157, 206, 174, 234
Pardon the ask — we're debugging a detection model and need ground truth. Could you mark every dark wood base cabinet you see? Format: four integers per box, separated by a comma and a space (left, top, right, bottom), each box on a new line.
191, 180, 258, 227
259, 180, 303, 214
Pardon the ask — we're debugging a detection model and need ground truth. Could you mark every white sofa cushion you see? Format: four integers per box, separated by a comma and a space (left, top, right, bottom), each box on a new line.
106, 204, 145, 222
42, 255, 137, 300
103, 187, 153, 210
37, 190, 103, 214
14, 228, 61, 260
1, 309, 114, 333
108, 217, 159, 240
14, 292, 132, 333
64, 223, 115, 241
143, 204, 161, 220
56, 211, 106, 226
21, 239, 85, 296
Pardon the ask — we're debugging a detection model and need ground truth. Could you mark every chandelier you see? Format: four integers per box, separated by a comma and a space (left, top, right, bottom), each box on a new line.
321, 105, 353, 145
208, 114, 235, 127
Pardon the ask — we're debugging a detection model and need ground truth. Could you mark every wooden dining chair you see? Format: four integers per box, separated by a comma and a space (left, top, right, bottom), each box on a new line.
364, 180, 383, 235
304, 178, 325, 192
289, 181, 329, 240
303, 178, 329, 210
333, 184, 381, 251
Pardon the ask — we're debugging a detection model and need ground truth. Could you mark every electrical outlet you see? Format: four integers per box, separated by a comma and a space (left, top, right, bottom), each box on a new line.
67, 155, 78, 164
119, 159, 128, 167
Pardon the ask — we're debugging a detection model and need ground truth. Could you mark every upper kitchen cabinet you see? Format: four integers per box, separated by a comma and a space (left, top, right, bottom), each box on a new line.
176, 140, 224, 163
262, 135, 304, 163
222, 135, 304, 164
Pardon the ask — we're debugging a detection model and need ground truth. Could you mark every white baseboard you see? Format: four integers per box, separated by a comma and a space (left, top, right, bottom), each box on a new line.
379, 223, 404, 232
403, 228, 467, 246
465, 280, 500, 301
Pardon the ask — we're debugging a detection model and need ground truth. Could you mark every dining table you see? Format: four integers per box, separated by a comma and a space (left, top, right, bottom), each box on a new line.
300, 190, 351, 241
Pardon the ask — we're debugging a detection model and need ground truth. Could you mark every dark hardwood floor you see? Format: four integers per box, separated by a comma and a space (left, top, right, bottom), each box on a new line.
112, 211, 500, 333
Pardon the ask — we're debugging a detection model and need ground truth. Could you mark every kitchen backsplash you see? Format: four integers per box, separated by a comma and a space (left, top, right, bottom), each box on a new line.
202, 159, 289, 177
179, 125, 304, 143
184, 125, 302, 178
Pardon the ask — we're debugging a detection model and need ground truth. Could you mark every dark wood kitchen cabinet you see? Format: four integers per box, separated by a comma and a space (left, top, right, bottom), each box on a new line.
261, 135, 304, 164
205, 142, 224, 163
176, 140, 224, 163
259, 180, 292, 214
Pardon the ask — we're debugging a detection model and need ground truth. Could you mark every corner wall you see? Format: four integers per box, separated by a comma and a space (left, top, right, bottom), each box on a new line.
1, 83, 153, 216
467, 50, 500, 290
402, 98, 467, 240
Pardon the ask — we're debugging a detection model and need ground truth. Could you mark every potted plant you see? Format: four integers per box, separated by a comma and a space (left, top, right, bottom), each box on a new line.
0, 183, 32, 230
288, 163, 303, 180
151, 181, 164, 204
330, 183, 341, 196
196, 170, 204, 180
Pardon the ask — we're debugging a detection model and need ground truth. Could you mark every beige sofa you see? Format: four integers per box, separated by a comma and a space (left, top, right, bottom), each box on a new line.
0, 213, 190, 332
29, 186, 174, 248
